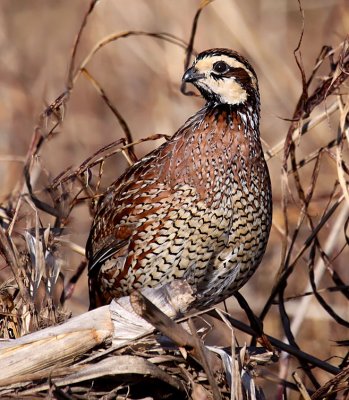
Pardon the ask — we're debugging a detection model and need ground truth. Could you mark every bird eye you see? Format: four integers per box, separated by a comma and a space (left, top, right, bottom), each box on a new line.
212, 61, 229, 74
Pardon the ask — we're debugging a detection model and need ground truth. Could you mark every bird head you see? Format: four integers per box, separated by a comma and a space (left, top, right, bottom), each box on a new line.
182, 48, 259, 106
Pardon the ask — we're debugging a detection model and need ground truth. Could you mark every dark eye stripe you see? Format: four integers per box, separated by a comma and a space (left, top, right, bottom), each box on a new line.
196, 48, 257, 80
225, 67, 251, 85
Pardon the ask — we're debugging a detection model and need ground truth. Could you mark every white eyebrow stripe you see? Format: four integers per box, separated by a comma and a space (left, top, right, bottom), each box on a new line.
195, 55, 251, 74
194, 55, 257, 88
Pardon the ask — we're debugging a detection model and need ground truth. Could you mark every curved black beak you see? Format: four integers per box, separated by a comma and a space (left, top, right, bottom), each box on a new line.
182, 66, 204, 83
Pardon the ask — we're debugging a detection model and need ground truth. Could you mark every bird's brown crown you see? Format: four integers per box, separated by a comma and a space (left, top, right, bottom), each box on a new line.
183, 48, 259, 106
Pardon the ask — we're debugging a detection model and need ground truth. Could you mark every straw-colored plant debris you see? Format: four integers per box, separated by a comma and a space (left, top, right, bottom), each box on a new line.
0, 1, 348, 399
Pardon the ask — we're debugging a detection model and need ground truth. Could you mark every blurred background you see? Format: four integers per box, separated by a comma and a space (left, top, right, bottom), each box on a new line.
0, 0, 348, 397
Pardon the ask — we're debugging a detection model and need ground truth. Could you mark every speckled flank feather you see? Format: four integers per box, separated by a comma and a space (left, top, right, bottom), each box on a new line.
87, 48, 272, 310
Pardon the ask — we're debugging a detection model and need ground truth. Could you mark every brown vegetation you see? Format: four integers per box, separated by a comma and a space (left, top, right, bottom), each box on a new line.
0, 1, 348, 399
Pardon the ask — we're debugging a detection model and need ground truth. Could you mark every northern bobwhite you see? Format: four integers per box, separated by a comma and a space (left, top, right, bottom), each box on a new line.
86, 48, 272, 310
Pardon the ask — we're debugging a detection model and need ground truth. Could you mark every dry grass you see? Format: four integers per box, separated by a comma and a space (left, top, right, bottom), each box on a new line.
0, 0, 348, 398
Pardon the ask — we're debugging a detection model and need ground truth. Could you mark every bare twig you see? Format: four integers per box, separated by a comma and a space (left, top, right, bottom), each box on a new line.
129, 291, 222, 374
292, 372, 312, 400
209, 309, 340, 376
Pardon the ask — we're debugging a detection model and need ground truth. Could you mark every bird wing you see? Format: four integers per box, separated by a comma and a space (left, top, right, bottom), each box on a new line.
86, 105, 228, 275
86, 135, 178, 271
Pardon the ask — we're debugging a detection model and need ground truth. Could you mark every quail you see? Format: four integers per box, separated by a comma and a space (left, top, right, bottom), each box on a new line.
86, 48, 272, 310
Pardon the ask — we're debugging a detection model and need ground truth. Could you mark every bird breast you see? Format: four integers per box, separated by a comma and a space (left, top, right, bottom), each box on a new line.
167, 105, 266, 210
